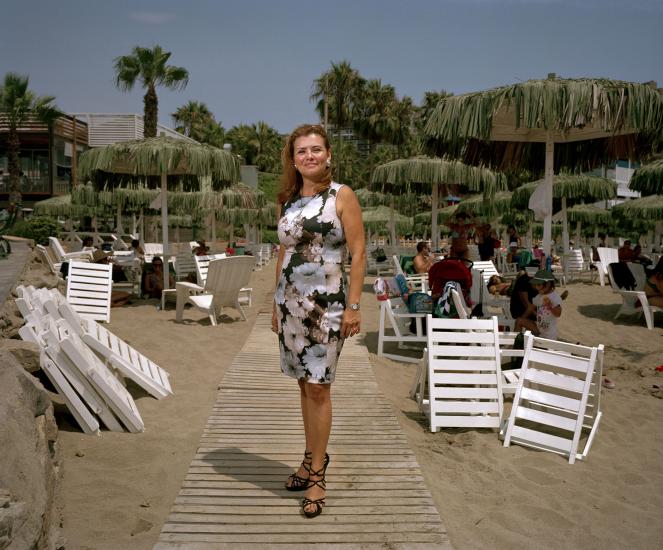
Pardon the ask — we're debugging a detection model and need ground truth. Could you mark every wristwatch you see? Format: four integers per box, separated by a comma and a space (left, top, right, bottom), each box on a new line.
349, 303, 360, 311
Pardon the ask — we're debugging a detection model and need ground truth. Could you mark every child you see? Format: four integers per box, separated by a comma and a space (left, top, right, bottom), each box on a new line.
514, 270, 562, 340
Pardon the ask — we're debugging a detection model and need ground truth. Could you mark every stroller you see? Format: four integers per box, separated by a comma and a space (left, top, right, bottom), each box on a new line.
428, 258, 473, 318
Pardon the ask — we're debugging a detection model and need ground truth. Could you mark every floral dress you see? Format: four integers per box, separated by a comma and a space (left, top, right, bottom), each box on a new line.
276, 182, 346, 384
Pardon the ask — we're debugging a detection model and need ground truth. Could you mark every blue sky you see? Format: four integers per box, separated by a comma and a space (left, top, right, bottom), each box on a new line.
2, 0, 661, 133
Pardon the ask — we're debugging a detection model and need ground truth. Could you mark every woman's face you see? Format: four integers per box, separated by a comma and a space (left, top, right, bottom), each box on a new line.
293, 133, 330, 181
153, 261, 163, 271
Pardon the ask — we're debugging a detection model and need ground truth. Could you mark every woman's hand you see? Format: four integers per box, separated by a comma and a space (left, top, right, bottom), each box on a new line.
271, 307, 279, 334
341, 308, 361, 338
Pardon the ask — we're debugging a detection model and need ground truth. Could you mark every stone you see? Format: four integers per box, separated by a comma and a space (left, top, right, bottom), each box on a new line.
0, 339, 41, 373
0, 350, 62, 550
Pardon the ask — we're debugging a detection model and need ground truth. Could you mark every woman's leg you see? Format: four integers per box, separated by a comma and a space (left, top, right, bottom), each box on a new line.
285, 379, 311, 488
303, 382, 332, 513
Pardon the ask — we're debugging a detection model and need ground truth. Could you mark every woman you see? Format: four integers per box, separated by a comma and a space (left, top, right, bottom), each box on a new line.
144, 256, 174, 299
645, 260, 663, 308
272, 124, 366, 518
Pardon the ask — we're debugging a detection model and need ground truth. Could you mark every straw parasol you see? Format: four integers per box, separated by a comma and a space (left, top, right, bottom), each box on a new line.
629, 159, 663, 245
511, 174, 616, 251
78, 136, 239, 290
456, 191, 513, 218
613, 194, 663, 221
362, 205, 412, 236
371, 156, 505, 250
425, 75, 663, 255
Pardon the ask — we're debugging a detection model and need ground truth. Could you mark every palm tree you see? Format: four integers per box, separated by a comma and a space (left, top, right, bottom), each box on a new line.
311, 60, 364, 180
0, 73, 61, 215
385, 96, 415, 157
352, 79, 397, 149
113, 45, 189, 138
172, 100, 213, 139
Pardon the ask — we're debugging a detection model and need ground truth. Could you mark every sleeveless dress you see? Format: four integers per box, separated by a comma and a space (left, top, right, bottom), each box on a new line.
276, 182, 346, 384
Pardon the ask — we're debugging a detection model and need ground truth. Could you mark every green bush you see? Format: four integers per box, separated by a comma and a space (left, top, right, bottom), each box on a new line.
5, 216, 59, 245
262, 229, 279, 243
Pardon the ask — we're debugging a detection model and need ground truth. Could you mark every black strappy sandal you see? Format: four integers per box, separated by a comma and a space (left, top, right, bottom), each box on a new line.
302, 455, 330, 518
285, 450, 312, 491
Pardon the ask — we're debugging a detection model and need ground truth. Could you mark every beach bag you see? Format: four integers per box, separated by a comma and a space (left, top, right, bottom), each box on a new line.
371, 247, 387, 262
609, 262, 636, 290
373, 277, 389, 301
407, 292, 433, 314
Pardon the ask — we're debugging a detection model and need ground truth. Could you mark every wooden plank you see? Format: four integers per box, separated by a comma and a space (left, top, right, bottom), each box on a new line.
156, 312, 451, 549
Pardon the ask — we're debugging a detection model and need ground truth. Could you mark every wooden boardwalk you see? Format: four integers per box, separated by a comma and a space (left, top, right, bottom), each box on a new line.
155, 313, 452, 549
0, 240, 31, 305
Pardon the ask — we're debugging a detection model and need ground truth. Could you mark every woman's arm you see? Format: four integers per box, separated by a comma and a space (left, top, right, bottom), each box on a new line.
271, 205, 285, 333
337, 186, 366, 338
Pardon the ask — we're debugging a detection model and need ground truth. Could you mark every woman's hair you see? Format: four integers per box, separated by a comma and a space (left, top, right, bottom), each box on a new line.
488, 275, 503, 287
277, 124, 332, 205
152, 256, 163, 265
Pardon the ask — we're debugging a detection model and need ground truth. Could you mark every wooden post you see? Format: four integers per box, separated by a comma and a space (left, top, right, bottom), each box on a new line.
561, 196, 569, 252
161, 171, 170, 291
431, 182, 439, 252
542, 140, 554, 257
389, 197, 396, 248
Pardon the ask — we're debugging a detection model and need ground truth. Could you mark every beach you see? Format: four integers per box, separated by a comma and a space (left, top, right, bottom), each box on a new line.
38, 263, 663, 550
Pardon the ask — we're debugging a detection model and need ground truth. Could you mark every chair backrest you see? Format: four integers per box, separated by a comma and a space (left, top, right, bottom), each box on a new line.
37, 244, 61, 274
596, 247, 618, 275
450, 288, 469, 319
66, 260, 113, 322
205, 256, 255, 305
392, 255, 405, 277
563, 249, 586, 273
426, 316, 503, 431
112, 237, 129, 251
175, 251, 197, 280
48, 236, 67, 261
194, 253, 227, 285
502, 333, 601, 464
627, 262, 646, 291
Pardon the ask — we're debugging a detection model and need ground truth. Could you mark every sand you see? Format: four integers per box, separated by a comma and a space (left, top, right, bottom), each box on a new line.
37, 264, 662, 549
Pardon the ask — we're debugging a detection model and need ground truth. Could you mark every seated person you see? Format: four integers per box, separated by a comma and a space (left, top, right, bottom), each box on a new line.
413, 241, 433, 274
510, 272, 537, 321
144, 256, 175, 299
130, 239, 145, 260
92, 250, 132, 307
632, 244, 652, 267
618, 240, 634, 262
225, 241, 236, 256
81, 236, 95, 250
193, 240, 210, 256
487, 275, 512, 296
645, 261, 663, 308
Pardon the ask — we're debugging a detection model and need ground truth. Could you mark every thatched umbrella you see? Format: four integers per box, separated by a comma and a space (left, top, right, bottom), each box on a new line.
629, 159, 663, 245
565, 203, 612, 244
362, 205, 412, 237
425, 75, 663, 255
33, 194, 97, 218
78, 136, 239, 290
457, 191, 513, 218
613, 195, 663, 221
371, 156, 505, 250
511, 174, 616, 251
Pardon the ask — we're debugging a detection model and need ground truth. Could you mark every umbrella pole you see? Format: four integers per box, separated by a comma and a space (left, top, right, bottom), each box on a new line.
431, 182, 439, 252
562, 196, 569, 252
655, 221, 662, 250
389, 197, 396, 248
161, 171, 170, 292
116, 205, 124, 235
542, 140, 554, 258
575, 221, 582, 246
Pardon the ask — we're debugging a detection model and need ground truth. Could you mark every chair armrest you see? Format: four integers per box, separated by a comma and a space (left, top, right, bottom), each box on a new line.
175, 281, 204, 292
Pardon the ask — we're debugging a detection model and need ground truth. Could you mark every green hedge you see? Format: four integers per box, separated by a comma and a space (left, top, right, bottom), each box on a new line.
5, 216, 59, 245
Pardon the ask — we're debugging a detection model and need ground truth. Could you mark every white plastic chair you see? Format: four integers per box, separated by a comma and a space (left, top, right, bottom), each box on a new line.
48, 236, 93, 263
425, 316, 503, 431
562, 248, 596, 285
502, 333, 603, 464
596, 247, 619, 286
176, 256, 255, 324
66, 260, 113, 322
377, 297, 427, 363
607, 262, 662, 330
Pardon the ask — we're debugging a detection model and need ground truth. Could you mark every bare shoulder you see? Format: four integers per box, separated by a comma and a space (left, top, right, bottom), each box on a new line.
335, 184, 359, 214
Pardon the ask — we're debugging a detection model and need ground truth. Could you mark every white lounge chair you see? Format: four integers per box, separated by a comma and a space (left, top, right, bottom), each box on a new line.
471, 260, 514, 330
174, 251, 197, 281
608, 262, 662, 330
36, 244, 64, 277
562, 248, 595, 285
176, 256, 255, 324
377, 297, 427, 363
502, 333, 603, 464
425, 316, 503, 431
66, 260, 113, 323
48, 236, 93, 263
596, 247, 619, 286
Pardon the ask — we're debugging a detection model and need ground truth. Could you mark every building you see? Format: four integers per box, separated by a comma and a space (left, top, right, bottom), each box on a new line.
0, 114, 89, 208
0, 113, 195, 209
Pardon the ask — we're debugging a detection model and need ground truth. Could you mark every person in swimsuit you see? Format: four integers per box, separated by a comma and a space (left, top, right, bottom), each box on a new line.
273, 124, 366, 518
645, 260, 663, 308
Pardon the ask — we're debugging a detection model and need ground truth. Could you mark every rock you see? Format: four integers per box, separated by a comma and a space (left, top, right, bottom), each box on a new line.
0, 339, 41, 373
0, 301, 23, 340
0, 350, 62, 550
